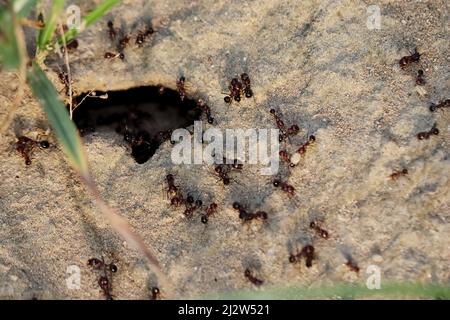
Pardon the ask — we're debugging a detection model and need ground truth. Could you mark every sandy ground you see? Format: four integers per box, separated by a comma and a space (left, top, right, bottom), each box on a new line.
0, 0, 449, 299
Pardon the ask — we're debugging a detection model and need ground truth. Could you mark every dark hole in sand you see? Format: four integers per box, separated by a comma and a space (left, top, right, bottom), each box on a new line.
72, 86, 202, 164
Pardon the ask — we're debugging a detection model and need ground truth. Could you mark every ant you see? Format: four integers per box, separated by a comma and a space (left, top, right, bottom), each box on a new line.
389, 168, 408, 180
150, 287, 161, 300
345, 258, 360, 273
269, 109, 300, 142
416, 69, 425, 85
201, 203, 218, 224
61, 39, 78, 53
16, 135, 50, 165
107, 20, 117, 41
104, 52, 116, 59
98, 276, 113, 300
296, 135, 316, 155
288, 135, 315, 167
273, 179, 295, 197
244, 268, 264, 286
233, 202, 268, 222
177, 76, 187, 101
183, 195, 202, 218
240, 73, 253, 98
118, 35, 130, 51
165, 173, 180, 200
279, 150, 293, 166
224, 77, 243, 103
57, 70, 70, 95
104, 52, 124, 60
399, 48, 421, 69
87, 257, 118, 300
68, 39, 79, 51
429, 99, 450, 112
214, 158, 242, 185
309, 220, 329, 239
289, 245, 315, 268
87, 257, 118, 274
197, 99, 214, 124
214, 164, 231, 185
136, 26, 154, 47
417, 123, 439, 140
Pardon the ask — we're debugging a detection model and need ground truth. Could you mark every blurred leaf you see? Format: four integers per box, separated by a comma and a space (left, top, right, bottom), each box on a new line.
13, 0, 38, 17
27, 63, 89, 176
37, 0, 65, 51
206, 282, 450, 300
0, 9, 20, 69
60, 0, 119, 43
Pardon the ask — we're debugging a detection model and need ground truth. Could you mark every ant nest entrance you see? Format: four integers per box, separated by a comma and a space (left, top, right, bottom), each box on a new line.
72, 86, 204, 164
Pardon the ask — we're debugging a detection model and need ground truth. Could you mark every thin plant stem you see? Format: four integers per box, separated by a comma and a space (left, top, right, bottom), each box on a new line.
58, 24, 73, 119
0, 11, 27, 134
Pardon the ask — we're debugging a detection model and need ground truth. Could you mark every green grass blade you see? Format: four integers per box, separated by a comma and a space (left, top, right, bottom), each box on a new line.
37, 0, 65, 51
27, 63, 89, 176
0, 10, 20, 69
60, 0, 119, 43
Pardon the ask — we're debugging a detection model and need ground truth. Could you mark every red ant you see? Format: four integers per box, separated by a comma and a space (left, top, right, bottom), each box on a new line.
389, 168, 408, 180
136, 26, 154, 47
183, 195, 202, 218
16, 135, 50, 165
345, 259, 360, 273
150, 287, 161, 300
273, 179, 295, 197
244, 268, 264, 286
104, 52, 124, 60
98, 276, 113, 300
288, 135, 316, 167
165, 174, 180, 200
240, 73, 253, 98
104, 52, 117, 59
399, 48, 421, 69
57, 70, 71, 95
87, 257, 118, 300
429, 99, 450, 112
164, 173, 186, 206
213, 159, 242, 185
233, 202, 268, 222
224, 77, 243, 103
61, 39, 78, 53
309, 220, 329, 239
278, 150, 293, 166
416, 69, 425, 85
176, 76, 187, 101
289, 245, 315, 268
197, 99, 214, 124
201, 203, 218, 224
269, 109, 300, 142
107, 20, 117, 41
214, 164, 231, 185
297, 135, 316, 155
417, 123, 439, 140
118, 35, 130, 51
